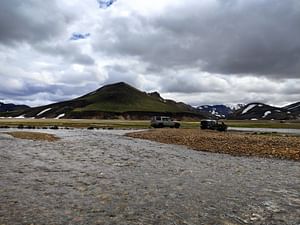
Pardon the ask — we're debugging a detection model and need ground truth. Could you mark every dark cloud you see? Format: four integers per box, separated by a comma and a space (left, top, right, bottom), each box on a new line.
0, 0, 299, 107
0, 0, 74, 45
94, 0, 300, 78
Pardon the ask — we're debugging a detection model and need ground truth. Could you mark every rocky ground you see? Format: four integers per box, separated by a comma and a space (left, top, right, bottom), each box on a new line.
0, 129, 299, 225
127, 129, 300, 161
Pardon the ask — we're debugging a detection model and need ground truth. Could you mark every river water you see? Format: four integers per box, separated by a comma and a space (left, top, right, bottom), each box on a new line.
229, 127, 300, 135
0, 129, 299, 225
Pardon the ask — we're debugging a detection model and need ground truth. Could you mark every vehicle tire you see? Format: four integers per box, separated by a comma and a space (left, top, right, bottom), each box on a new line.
158, 123, 164, 128
174, 123, 180, 128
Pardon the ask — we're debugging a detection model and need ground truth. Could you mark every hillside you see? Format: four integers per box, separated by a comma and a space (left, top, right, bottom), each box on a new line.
230, 102, 298, 120
0, 102, 30, 113
283, 102, 300, 115
6, 82, 206, 120
197, 105, 233, 118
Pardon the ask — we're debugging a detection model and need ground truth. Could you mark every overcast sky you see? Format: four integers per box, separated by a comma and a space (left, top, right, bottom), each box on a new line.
0, 0, 299, 107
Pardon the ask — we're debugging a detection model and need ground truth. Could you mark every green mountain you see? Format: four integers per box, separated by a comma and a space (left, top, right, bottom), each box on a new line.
7, 82, 206, 120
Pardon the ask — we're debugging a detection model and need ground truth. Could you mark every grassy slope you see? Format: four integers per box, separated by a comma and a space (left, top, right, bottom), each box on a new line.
73, 83, 188, 113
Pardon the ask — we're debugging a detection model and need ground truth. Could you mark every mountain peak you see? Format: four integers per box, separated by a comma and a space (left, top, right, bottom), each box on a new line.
7, 82, 205, 119
96, 82, 136, 92
104, 81, 131, 88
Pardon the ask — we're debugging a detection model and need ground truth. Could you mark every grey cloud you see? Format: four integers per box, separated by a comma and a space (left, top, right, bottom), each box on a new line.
35, 43, 95, 65
94, 0, 300, 78
0, 76, 98, 106
159, 71, 230, 93
103, 65, 142, 88
0, 0, 74, 45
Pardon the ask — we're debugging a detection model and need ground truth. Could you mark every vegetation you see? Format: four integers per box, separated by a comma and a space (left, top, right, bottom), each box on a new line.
0, 118, 299, 129
0, 82, 203, 120
75, 83, 186, 113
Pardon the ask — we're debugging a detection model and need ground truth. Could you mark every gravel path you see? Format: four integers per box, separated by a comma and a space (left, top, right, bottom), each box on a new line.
0, 129, 299, 225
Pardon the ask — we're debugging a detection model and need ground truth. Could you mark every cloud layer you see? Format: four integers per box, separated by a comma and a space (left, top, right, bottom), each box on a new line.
0, 0, 299, 107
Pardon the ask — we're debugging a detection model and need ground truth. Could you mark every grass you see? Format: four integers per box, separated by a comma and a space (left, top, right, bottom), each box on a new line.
75, 82, 187, 113
0, 119, 299, 129
4, 131, 60, 142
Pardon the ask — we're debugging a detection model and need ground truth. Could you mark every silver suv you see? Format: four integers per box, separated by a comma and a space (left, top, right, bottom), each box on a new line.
150, 116, 180, 128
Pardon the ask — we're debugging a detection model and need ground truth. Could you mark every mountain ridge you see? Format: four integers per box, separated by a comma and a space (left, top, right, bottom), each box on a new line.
0, 102, 30, 113
230, 102, 299, 120
0, 83, 299, 120
3, 82, 206, 120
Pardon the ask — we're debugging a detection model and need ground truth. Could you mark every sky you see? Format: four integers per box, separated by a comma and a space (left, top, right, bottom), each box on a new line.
0, 0, 300, 107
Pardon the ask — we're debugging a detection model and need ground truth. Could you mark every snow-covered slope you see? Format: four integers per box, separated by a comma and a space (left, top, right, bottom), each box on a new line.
197, 105, 233, 118
231, 103, 297, 120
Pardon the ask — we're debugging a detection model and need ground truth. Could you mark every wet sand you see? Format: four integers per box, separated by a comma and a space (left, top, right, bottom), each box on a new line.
0, 129, 299, 225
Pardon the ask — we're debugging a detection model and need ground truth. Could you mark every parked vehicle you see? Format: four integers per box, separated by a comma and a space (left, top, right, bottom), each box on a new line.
150, 116, 180, 128
200, 120, 228, 131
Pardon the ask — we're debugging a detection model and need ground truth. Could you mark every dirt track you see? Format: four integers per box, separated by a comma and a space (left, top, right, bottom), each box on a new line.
0, 129, 300, 225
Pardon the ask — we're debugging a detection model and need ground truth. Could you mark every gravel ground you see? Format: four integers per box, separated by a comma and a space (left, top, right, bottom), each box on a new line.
0, 129, 299, 225
127, 129, 300, 160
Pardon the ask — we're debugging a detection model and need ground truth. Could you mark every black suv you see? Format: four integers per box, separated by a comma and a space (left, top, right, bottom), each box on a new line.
200, 120, 227, 131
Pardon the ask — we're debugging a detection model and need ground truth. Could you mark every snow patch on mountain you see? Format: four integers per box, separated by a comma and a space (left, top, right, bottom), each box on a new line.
287, 104, 300, 110
14, 114, 25, 119
37, 108, 52, 116
262, 111, 271, 118
55, 113, 65, 119
242, 104, 257, 114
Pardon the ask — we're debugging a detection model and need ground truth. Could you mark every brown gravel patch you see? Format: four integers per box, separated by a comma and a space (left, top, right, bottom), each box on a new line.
4, 131, 60, 142
127, 129, 300, 161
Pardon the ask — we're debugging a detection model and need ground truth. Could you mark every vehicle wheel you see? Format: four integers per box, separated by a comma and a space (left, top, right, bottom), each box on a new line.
158, 123, 164, 128
175, 123, 180, 128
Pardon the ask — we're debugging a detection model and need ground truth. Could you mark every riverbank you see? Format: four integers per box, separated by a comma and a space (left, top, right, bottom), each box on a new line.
127, 129, 300, 161
1, 118, 300, 129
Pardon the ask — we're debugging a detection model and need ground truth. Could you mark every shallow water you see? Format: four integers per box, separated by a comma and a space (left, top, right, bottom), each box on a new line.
229, 127, 300, 135
0, 129, 299, 225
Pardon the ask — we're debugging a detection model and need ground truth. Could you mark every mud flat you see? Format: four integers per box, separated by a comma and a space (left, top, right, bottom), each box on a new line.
0, 129, 299, 225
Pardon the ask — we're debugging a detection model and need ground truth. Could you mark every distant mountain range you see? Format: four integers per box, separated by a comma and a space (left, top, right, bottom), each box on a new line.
197, 105, 234, 118
229, 102, 300, 120
1, 82, 206, 120
0, 83, 299, 120
0, 102, 29, 113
